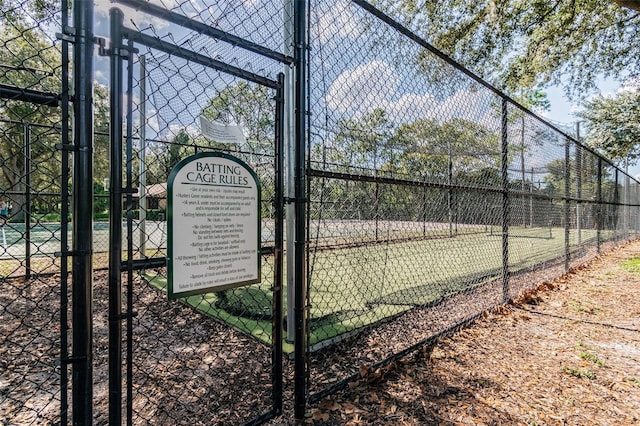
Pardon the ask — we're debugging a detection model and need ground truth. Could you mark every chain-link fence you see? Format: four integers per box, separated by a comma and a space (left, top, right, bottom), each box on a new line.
2, 0, 640, 424
1, 0, 72, 423
304, 0, 640, 405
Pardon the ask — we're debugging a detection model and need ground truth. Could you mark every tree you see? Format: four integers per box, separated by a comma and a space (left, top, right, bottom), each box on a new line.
391, 0, 640, 98
612, 0, 640, 12
0, 24, 62, 221
315, 109, 396, 221
93, 83, 110, 183
144, 129, 194, 185
0, 0, 58, 26
329, 108, 395, 170
577, 84, 640, 165
201, 81, 275, 160
200, 81, 278, 216
392, 117, 502, 225
393, 117, 500, 183
1, 21, 111, 221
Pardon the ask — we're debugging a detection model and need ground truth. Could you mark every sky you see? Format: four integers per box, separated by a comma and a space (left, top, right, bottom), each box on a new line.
94, 0, 639, 180
544, 78, 619, 125
544, 80, 640, 179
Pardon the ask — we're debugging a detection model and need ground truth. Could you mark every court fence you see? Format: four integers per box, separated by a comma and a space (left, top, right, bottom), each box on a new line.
1, 0, 639, 424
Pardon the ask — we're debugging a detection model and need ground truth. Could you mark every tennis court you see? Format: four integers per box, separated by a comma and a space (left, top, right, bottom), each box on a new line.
0, 221, 167, 259
144, 219, 605, 349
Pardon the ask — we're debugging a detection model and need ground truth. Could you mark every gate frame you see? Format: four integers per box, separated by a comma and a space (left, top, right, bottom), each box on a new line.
107, 4, 291, 423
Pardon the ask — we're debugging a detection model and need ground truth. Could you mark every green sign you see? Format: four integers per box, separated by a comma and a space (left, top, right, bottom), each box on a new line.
167, 152, 261, 300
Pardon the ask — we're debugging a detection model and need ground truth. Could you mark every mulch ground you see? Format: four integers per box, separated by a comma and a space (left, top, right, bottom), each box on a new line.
3, 241, 640, 425
299, 240, 640, 425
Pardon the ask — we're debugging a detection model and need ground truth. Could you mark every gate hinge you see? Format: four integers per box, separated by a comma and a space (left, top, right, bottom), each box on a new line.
55, 250, 93, 258
55, 25, 76, 43
56, 32, 75, 43
54, 356, 87, 366
55, 143, 76, 152
109, 311, 139, 322
284, 197, 308, 204
56, 143, 92, 153
96, 37, 109, 57
97, 37, 138, 58
56, 26, 98, 44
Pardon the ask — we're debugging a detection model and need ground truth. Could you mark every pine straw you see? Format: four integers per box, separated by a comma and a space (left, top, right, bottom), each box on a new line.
298, 241, 640, 425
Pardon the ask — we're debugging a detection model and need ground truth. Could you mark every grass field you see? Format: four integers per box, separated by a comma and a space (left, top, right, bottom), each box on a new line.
144, 224, 614, 350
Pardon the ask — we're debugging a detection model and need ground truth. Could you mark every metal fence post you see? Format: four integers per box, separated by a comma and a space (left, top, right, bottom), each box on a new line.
125, 36, 137, 426
23, 123, 31, 279
530, 167, 534, 227
520, 117, 526, 227
625, 160, 630, 239
576, 142, 582, 247
284, 0, 296, 345
501, 98, 509, 303
564, 137, 570, 272
637, 184, 640, 236
375, 174, 379, 241
273, 72, 286, 417
108, 8, 125, 425
614, 169, 619, 242
576, 123, 583, 246
596, 158, 602, 253
138, 54, 147, 258
60, 1, 71, 421
448, 141, 454, 237
293, 0, 308, 420
72, 0, 95, 422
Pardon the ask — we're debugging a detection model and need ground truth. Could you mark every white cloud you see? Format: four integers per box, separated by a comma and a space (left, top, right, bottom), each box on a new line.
619, 78, 640, 93
95, 69, 107, 84
167, 123, 199, 140
326, 61, 499, 128
429, 90, 496, 126
324, 61, 438, 122
326, 61, 397, 113
379, 93, 438, 123
315, 0, 361, 43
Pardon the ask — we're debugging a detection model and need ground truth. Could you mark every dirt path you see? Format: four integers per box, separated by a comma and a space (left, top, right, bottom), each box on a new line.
305, 240, 640, 425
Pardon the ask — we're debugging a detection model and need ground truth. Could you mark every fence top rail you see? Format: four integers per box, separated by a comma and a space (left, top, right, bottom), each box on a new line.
0, 118, 62, 130
0, 83, 60, 107
120, 25, 280, 89
112, 0, 294, 65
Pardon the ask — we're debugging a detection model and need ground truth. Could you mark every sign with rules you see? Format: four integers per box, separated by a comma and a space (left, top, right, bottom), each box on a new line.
167, 152, 261, 299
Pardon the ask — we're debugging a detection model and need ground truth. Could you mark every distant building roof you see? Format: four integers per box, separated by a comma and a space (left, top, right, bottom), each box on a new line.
137, 182, 167, 198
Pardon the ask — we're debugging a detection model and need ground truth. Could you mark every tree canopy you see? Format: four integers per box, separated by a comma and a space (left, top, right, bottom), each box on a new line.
578, 83, 640, 165
391, 0, 640, 98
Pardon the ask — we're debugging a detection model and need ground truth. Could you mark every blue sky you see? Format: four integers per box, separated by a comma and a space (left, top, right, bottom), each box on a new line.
545, 78, 620, 124
545, 79, 640, 179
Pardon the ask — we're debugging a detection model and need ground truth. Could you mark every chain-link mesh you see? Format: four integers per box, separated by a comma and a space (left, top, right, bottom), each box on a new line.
3, 0, 640, 424
305, 0, 640, 402
1, 0, 70, 423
